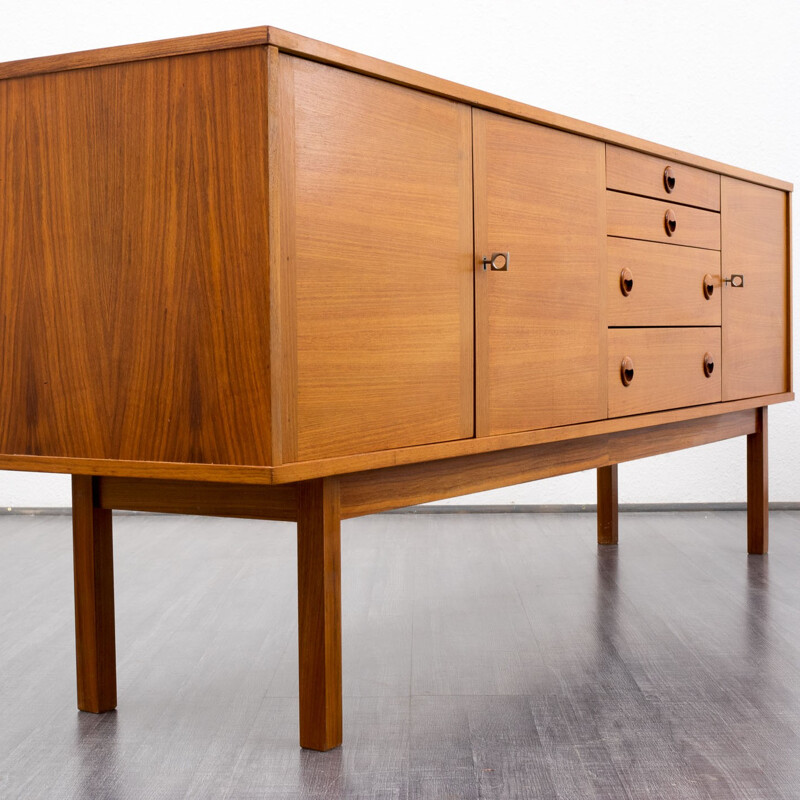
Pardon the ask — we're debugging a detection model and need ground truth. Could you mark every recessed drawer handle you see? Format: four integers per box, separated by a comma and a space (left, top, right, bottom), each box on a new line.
703, 352, 715, 378
703, 274, 714, 299
620, 268, 634, 296
620, 356, 635, 386
664, 209, 677, 236
664, 166, 676, 193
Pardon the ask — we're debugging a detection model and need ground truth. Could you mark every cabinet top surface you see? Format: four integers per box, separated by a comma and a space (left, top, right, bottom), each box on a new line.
0, 26, 792, 192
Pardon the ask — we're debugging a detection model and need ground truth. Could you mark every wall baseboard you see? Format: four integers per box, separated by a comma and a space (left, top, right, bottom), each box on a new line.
1, 503, 798, 516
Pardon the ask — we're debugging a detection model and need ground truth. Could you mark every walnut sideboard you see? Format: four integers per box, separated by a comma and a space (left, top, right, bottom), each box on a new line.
0, 28, 793, 751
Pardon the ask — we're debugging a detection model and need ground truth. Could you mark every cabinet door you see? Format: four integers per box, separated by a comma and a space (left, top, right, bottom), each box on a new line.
473, 109, 606, 436
276, 56, 473, 462
721, 178, 790, 401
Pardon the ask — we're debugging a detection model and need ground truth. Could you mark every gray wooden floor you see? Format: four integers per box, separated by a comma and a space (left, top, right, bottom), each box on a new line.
2, 510, 800, 799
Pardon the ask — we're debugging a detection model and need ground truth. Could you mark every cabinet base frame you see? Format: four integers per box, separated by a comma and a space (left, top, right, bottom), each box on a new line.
73, 406, 767, 750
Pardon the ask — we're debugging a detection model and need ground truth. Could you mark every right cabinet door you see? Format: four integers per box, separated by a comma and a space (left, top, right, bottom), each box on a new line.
721, 177, 790, 401
473, 109, 606, 436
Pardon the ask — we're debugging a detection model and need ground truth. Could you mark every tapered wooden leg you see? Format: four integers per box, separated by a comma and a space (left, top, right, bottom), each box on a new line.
71, 475, 117, 713
297, 477, 342, 751
747, 407, 768, 555
597, 464, 618, 545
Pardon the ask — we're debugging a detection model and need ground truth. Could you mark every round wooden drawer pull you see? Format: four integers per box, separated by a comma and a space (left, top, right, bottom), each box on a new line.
703, 274, 714, 299
621, 356, 635, 386
703, 353, 715, 378
664, 209, 677, 236
664, 166, 676, 193
620, 268, 634, 296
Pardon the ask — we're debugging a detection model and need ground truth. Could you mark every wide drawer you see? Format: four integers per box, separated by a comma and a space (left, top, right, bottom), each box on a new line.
607, 191, 720, 250
608, 239, 721, 326
608, 328, 721, 417
606, 145, 720, 211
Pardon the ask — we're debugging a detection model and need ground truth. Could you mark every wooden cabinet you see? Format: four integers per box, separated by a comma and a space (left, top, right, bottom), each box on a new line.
721, 177, 790, 401
277, 56, 473, 461
0, 36, 790, 471
0, 28, 792, 752
473, 110, 606, 436
607, 191, 721, 250
608, 328, 721, 417
607, 239, 721, 327
606, 144, 720, 210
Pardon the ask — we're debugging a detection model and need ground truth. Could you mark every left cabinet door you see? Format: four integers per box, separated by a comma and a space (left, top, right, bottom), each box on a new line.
274, 56, 474, 462
473, 109, 606, 436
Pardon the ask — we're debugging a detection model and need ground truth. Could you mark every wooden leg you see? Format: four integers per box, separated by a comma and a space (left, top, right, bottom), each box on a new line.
71, 475, 117, 713
597, 464, 618, 545
297, 477, 342, 751
747, 407, 768, 555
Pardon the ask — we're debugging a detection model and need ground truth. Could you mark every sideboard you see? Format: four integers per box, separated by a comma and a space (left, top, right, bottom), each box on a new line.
0, 27, 792, 751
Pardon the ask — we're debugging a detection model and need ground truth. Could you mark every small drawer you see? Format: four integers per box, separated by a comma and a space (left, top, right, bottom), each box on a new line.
607, 191, 720, 250
608, 328, 721, 417
608, 239, 720, 326
606, 145, 720, 211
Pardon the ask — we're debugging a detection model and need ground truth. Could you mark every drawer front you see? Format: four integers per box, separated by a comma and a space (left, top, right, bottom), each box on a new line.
607, 145, 720, 211
608, 239, 721, 326
607, 192, 720, 250
608, 328, 721, 417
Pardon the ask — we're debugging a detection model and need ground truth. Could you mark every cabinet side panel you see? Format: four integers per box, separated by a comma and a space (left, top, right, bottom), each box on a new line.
721, 178, 789, 400
285, 56, 474, 461
0, 47, 271, 465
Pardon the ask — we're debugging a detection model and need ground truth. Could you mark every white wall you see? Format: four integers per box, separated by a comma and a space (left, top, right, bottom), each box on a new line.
2, 0, 797, 506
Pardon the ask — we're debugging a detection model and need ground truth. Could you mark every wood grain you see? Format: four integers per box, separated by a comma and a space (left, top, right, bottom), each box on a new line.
0, 28, 270, 80
607, 408, 754, 463
747, 407, 768, 555
260, 393, 790, 482
279, 55, 473, 461
267, 45, 296, 466
597, 465, 618, 545
0, 510, 800, 800
341, 438, 605, 518
95, 477, 298, 521
606, 145, 720, 210
339, 410, 755, 517
0, 393, 789, 485
607, 239, 721, 326
262, 28, 791, 193
473, 109, 606, 436
297, 478, 343, 751
607, 192, 721, 250
0, 34, 791, 486
0, 28, 790, 193
71, 475, 116, 713
721, 178, 790, 401
0, 47, 272, 466
608, 328, 721, 417
6, 510, 800, 798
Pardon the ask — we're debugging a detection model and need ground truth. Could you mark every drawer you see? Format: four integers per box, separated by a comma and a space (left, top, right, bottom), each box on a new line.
607, 145, 720, 211
608, 239, 721, 326
608, 328, 721, 417
607, 191, 720, 250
